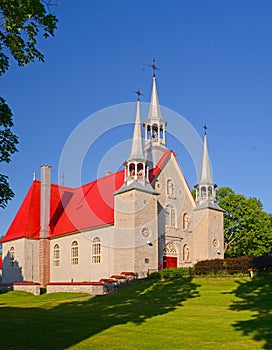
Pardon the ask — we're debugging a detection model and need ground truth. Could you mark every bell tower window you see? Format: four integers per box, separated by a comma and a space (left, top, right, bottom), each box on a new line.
201, 186, 206, 200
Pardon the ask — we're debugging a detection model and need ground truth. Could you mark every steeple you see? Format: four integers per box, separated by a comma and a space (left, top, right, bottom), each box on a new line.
194, 127, 223, 211
144, 60, 167, 167
116, 92, 155, 194
127, 96, 145, 162
148, 75, 163, 121
198, 128, 213, 186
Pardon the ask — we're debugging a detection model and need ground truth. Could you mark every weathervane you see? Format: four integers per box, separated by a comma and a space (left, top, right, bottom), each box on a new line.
203, 123, 209, 134
134, 89, 143, 101
149, 58, 160, 77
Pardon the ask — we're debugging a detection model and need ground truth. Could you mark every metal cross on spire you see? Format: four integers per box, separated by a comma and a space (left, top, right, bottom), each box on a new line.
149, 58, 160, 77
134, 89, 143, 101
203, 123, 209, 134
60, 173, 66, 186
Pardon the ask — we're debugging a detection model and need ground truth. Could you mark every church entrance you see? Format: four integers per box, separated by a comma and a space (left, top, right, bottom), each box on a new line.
163, 242, 178, 268
163, 256, 177, 268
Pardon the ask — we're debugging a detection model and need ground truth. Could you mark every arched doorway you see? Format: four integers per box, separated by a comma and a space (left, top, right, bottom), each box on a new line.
163, 242, 178, 268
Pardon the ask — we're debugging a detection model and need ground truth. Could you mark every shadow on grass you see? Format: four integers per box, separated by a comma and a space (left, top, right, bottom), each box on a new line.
0, 279, 199, 349
229, 277, 272, 349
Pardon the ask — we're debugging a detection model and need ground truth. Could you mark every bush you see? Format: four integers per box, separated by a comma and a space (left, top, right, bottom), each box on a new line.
148, 268, 193, 280
194, 255, 272, 277
148, 271, 161, 280
194, 259, 225, 275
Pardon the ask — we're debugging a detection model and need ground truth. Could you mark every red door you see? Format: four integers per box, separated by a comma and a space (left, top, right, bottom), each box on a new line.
163, 256, 177, 269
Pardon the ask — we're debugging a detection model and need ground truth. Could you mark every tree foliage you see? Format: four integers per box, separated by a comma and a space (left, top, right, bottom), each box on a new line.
216, 187, 272, 257
0, 0, 58, 208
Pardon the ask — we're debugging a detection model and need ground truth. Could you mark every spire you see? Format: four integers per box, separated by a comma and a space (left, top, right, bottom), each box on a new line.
127, 94, 145, 162
194, 127, 223, 211
198, 128, 213, 185
115, 92, 157, 194
144, 59, 167, 167
148, 75, 163, 120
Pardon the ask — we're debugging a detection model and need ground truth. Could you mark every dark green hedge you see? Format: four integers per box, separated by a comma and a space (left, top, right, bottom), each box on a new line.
148, 256, 272, 280
194, 256, 272, 275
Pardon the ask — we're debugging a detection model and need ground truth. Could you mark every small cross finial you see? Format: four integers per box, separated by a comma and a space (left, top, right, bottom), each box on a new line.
203, 123, 208, 134
149, 58, 160, 77
60, 173, 65, 186
134, 89, 143, 101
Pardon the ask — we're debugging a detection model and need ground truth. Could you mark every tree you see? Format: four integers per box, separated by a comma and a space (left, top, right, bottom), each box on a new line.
216, 187, 272, 257
0, 0, 58, 208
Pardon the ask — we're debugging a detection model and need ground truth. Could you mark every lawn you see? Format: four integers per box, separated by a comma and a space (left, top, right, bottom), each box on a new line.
0, 277, 271, 349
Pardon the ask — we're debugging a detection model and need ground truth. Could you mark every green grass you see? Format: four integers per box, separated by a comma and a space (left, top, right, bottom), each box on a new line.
0, 277, 271, 349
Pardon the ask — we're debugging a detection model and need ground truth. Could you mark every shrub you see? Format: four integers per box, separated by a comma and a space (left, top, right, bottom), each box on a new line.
149, 268, 193, 280
194, 259, 225, 275
148, 271, 161, 280
194, 255, 272, 277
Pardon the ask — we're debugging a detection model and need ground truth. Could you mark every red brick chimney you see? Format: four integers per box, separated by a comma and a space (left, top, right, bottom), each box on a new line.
39, 164, 51, 286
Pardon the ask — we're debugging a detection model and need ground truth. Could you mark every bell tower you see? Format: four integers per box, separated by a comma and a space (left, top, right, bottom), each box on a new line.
194, 126, 222, 210
123, 92, 151, 188
143, 60, 167, 167
113, 92, 159, 277
191, 126, 224, 262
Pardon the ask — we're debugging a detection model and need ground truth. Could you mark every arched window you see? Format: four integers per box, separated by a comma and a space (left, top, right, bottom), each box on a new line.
53, 244, 60, 266
129, 163, 135, 177
159, 124, 164, 139
201, 186, 206, 200
166, 205, 176, 227
92, 237, 101, 264
146, 124, 151, 140
137, 163, 144, 178
166, 179, 174, 196
208, 186, 213, 199
152, 124, 158, 140
183, 213, 189, 230
71, 241, 79, 265
183, 244, 190, 261
170, 207, 176, 227
9, 247, 15, 267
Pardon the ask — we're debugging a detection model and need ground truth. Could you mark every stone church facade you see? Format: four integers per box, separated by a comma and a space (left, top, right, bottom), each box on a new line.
1, 74, 224, 287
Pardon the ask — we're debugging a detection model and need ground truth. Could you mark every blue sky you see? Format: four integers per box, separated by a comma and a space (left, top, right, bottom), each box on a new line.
1, 0, 272, 235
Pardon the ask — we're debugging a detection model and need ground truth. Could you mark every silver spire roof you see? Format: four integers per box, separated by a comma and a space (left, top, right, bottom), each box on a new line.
147, 76, 163, 121
198, 132, 214, 185
127, 99, 145, 161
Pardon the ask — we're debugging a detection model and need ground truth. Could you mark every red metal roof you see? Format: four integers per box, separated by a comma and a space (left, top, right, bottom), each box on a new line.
1, 152, 174, 243
1, 170, 124, 243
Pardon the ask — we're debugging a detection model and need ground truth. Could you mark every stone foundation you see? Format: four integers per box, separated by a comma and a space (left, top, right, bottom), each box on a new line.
13, 282, 41, 296
46, 282, 105, 295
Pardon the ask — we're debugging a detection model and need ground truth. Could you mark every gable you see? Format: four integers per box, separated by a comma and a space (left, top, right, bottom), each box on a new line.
151, 151, 196, 208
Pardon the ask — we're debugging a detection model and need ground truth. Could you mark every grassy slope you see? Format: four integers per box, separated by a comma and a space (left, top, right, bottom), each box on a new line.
0, 278, 271, 350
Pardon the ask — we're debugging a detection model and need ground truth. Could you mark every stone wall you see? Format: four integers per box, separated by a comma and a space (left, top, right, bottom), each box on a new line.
13, 282, 41, 296
50, 226, 114, 283
47, 282, 105, 295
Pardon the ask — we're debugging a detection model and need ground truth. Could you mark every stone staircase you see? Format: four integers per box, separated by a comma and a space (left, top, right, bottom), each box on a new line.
99, 271, 140, 293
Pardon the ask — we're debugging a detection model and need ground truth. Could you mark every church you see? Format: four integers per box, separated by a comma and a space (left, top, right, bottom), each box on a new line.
1, 71, 224, 288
